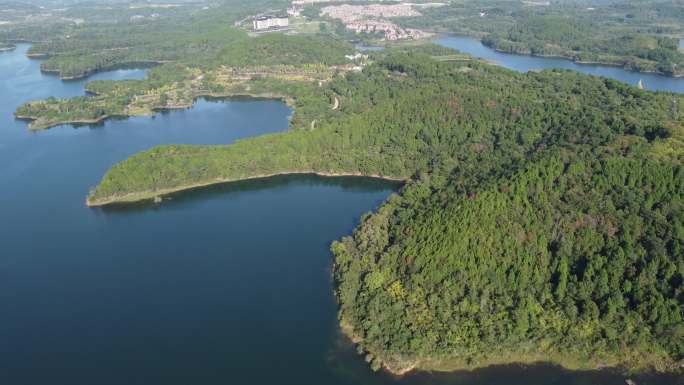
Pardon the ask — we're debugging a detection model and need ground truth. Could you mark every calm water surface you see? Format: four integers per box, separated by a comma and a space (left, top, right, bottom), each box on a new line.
435, 36, 684, 93
0, 44, 681, 385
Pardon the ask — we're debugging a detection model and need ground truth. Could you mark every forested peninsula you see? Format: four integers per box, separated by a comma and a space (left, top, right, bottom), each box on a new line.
79, 41, 684, 375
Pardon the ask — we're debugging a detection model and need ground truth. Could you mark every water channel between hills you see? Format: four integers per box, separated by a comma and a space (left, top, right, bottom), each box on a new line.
434, 36, 684, 94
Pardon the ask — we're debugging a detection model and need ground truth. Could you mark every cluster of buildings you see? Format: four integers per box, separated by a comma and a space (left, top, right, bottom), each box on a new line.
320, 4, 428, 41
252, 15, 289, 31
344, 20, 425, 40
321, 4, 420, 21
249, 1, 433, 39
292, 0, 339, 5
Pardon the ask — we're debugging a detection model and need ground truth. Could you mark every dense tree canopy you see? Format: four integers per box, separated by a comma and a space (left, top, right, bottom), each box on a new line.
334, 151, 683, 372
0, 0, 290, 78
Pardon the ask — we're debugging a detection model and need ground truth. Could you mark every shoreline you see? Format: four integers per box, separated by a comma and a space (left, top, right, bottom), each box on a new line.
337, 318, 684, 377
338, 321, 684, 378
16, 114, 111, 130
26, 52, 48, 59
86, 171, 406, 207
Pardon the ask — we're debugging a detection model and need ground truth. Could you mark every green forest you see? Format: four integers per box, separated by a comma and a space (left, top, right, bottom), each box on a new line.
85, 48, 684, 373
334, 150, 683, 373
0, 0, 290, 79
26, 25, 351, 79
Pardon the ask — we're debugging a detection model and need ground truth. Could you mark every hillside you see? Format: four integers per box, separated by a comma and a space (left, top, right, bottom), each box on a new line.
85, 49, 684, 374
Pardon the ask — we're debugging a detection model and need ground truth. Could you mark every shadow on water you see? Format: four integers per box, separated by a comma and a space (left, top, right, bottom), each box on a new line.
100, 174, 403, 214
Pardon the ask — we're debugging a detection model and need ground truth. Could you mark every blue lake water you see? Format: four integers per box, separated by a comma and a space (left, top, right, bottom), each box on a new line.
434, 36, 684, 93
0, 44, 681, 385
0, 45, 394, 385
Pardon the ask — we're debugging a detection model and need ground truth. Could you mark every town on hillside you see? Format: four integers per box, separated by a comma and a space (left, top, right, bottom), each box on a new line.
243, 0, 442, 41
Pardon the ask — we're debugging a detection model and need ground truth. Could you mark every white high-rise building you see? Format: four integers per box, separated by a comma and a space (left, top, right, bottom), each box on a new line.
252, 16, 289, 31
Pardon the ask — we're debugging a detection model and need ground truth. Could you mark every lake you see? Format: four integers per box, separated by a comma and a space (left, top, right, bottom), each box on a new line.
434, 36, 684, 94
1, 44, 681, 385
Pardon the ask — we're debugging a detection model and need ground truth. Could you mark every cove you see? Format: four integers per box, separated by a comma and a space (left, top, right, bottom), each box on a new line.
0, 45, 396, 385
434, 36, 684, 94
0, 45, 681, 385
